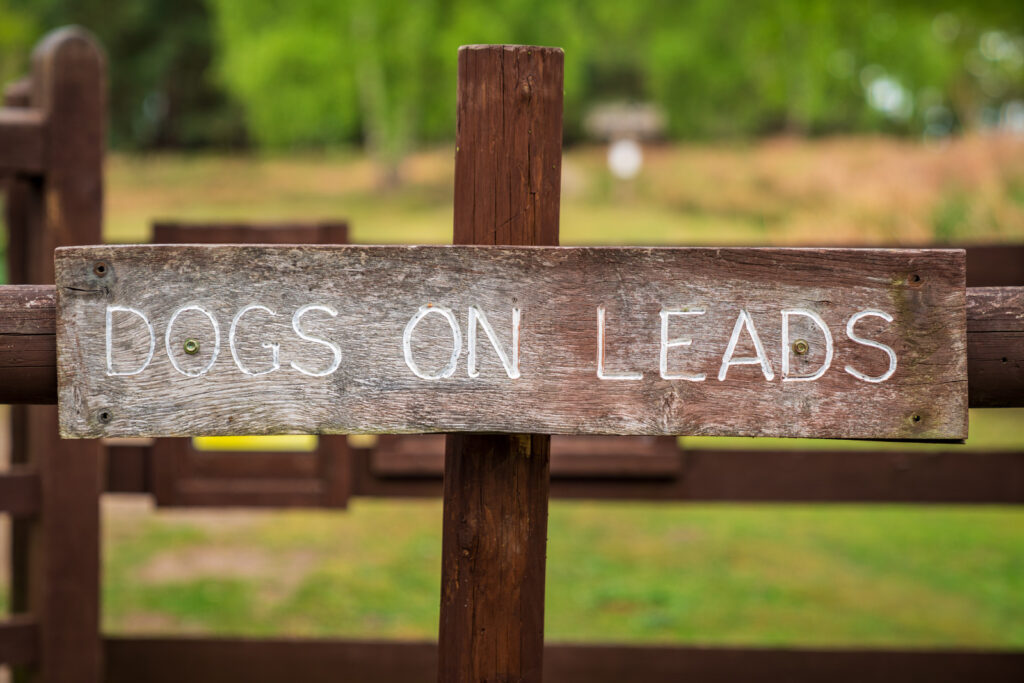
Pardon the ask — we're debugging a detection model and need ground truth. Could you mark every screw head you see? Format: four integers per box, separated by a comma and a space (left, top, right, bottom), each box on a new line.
792, 339, 810, 356
183, 338, 200, 355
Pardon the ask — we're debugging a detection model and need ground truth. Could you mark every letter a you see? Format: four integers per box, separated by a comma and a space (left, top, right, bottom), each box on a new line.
718, 309, 774, 381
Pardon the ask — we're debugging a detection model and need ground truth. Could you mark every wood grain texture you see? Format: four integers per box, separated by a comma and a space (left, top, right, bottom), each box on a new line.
102, 637, 1024, 683
440, 44, 562, 683
6, 284, 1021, 410
57, 245, 967, 440
0, 285, 56, 404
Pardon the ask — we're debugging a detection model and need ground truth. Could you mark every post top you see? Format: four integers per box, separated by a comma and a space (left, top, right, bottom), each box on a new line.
458, 44, 564, 55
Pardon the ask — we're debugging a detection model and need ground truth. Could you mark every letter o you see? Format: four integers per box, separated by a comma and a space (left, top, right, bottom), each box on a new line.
403, 305, 462, 380
165, 305, 221, 377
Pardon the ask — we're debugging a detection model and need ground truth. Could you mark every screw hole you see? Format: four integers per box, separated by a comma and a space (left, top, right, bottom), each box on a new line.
1002, 357, 1009, 363
911, 413, 921, 423
98, 410, 112, 424
93, 262, 108, 277
909, 273, 921, 284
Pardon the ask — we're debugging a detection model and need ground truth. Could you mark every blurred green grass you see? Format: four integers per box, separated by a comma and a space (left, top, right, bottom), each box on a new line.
101, 499, 1024, 647
4, 137, 1024, 646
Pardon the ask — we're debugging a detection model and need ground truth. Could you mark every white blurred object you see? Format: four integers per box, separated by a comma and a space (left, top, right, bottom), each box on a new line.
608, 138, 643, 180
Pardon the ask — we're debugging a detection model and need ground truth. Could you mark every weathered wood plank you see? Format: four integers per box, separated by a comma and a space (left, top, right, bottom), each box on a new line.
57, 245, 967, 439
5, 284, 1019, 409
0, 285, 57, 404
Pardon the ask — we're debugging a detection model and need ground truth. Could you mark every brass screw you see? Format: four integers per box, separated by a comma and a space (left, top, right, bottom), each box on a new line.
93, 262, 108, 277
792, 339, 809, 356
183, 339, 200, 355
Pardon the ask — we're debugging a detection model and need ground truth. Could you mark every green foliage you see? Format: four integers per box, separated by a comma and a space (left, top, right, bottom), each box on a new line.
210, 0, 1023, 154
6, 0, 1024, 151
12, 0, 246, 148
0, 0, 37, 88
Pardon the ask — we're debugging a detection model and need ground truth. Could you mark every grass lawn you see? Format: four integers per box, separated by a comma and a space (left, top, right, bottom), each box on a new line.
3, 135, 1024, 647
102, 498, 1024, 647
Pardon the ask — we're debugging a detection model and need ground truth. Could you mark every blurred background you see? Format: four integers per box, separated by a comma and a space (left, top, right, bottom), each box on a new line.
1, 0, 1023, 654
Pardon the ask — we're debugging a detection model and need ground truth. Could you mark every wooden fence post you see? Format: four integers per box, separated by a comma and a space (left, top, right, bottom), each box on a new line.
5, 27, 105, 683
438, 45, 563, 683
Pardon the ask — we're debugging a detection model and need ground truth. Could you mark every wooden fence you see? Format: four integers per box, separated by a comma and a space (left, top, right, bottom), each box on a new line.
1, 28, 1022, 683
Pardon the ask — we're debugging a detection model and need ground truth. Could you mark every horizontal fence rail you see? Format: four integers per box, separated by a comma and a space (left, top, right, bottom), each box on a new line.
0, 107, 45, 175
102, 440, 1024, 504
0, 616, 39, 667
2, 284, 1021, 408
0, 466, 41, 516
103, 637, 1024, 683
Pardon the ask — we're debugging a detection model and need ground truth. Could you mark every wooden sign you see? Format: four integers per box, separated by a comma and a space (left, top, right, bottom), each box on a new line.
56, 245, 967, 440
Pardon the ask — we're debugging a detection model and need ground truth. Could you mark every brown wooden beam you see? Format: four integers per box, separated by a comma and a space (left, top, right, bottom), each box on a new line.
0, 616, 39, 667
438, 44, 563, 683
967, 287, 1024, 408
0, 466, 41, 516
0, 107, 45, 175
3, 285, 1020, 408
358, 447, 1024, 504
102, 637, 1024, 683
6, 26, 106, 683
103, 442, 1024, 504
0, 285, 56, 405
152, 220, 349, 245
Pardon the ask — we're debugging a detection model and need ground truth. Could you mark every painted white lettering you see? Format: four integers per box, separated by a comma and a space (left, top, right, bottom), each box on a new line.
403, 305, 462, 380
289, 304, 342, 377
165, 305, 220, 377
105, 305, 155, 376
718, 309, 774, 381
781, 309, 834, 382
659, 309, 706, 381
844, 310, 897, 383
230, 304, 280, 376
597, 306, 642, 380
467, 306, 521, 379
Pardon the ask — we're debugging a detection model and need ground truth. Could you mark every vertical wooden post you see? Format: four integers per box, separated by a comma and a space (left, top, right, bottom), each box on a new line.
438, 45, 563, 683
6, 27, 105, 683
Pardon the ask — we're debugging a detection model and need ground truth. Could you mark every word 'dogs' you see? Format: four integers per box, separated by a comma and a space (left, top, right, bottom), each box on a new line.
57, 245, 968, 440
103, 301, 897, 386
